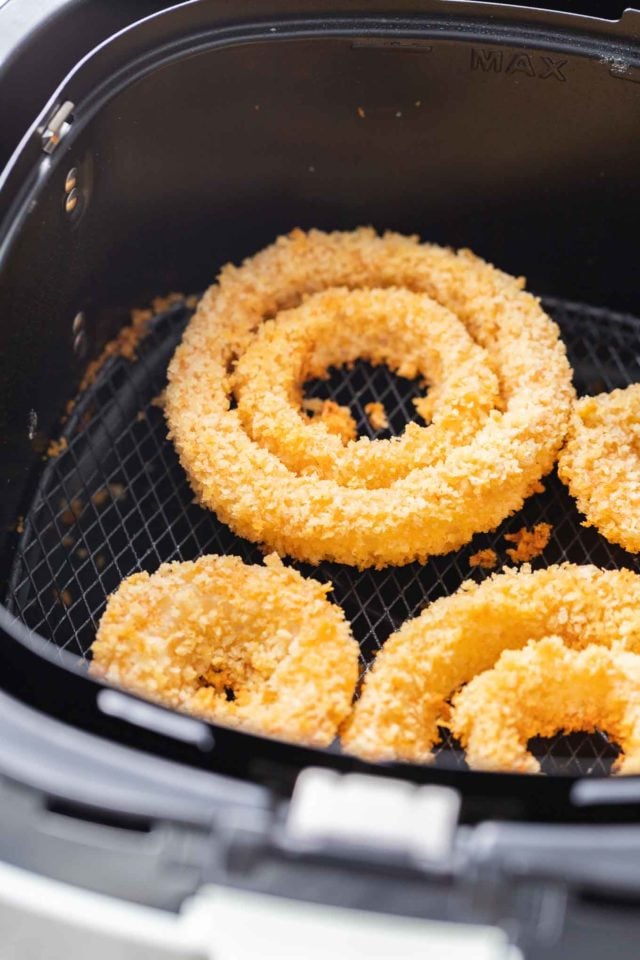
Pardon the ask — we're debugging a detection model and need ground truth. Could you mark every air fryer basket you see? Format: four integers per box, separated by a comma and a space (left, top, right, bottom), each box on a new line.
7, 295, 640, 778
2, 0, 640, 818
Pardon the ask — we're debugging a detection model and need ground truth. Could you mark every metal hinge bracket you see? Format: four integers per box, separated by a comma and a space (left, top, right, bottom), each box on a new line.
41, 101, 75, 154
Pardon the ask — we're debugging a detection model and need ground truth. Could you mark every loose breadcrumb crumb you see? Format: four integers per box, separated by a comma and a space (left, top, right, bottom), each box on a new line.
60, 498, 83, 526
47, 437, 68, 458
77, 294, 196, 397
504, 522, 552, 563
54, 588, 72, 607
469, 548, 498, 570
364, 401, 389, 431
151, 292, 185, 314
303, 398, 357, 444
91, 483, 126, 508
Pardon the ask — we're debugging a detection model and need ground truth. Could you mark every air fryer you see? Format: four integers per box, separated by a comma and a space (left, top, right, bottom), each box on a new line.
1, 2, 640, 957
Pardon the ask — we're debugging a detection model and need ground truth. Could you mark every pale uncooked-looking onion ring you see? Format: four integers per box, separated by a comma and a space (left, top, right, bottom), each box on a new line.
341, 564, 640, 762
450, 635, 640, 775
233, 286, 500, 488
91, 553, 358, 746
166, 228, 573, 568
558, 385, 640, 552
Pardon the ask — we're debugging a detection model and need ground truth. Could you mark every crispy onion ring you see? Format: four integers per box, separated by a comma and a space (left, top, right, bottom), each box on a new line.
341, 564, 640, 762
233, 286, 500, 488
450, 636, 640, 774
91, 553, 358, 746
558, 385, 640, 552
166, 228, 573, 568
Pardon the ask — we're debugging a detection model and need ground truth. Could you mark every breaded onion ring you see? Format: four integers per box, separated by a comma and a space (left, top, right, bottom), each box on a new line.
91, 554, 358, 747
558, 385, 640, 552
341, 564, 640, 762
166, 228, 573, 568
450, 635, 640, 774
233, 286, 499, 488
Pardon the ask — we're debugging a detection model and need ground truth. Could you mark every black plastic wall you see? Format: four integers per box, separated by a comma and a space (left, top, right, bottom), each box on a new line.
2, 20, 640, 572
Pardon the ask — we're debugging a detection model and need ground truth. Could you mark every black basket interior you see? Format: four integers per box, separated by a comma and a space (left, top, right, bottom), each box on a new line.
6, 296, 640, 777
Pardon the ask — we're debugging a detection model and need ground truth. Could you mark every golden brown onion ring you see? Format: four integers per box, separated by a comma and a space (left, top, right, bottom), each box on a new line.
341, 564, 640, 762
166, 228, 573, 568
558, 385, 640, 552
91, 554, 358, 747
450, 635, 640, 774
233, 286, 499, 488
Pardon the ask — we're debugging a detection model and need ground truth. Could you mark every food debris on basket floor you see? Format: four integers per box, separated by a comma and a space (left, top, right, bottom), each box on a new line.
504, 522, 553, 563
469, 548, 498, 570
364, 401, 389, 431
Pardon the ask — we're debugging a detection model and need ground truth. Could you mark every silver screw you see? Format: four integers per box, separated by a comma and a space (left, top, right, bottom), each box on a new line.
65, 167, 78, 192
65, 188, 79, 214
72, 311, 85, 334
73, 330, 87, 359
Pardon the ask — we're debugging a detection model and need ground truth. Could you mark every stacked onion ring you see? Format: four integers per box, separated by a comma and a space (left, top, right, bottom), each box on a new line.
342, 564, 640, 768
165, 228, 574, 569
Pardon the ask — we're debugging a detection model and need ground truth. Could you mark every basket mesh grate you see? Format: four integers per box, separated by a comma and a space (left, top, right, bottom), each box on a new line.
6, 297, 640, 777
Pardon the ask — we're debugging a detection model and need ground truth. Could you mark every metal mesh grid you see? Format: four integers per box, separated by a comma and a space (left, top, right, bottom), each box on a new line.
6, 297, 640, 776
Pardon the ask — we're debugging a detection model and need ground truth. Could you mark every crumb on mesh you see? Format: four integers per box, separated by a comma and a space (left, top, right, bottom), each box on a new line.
303, 398, 357, 444
47, 437, 68, 458
60, 498, 83, 526
469, 548, 498, 570
151, 292, 185, 314
504, 522, 552, 563
15, 516, 24, 535
91, 483, 126, 508
54, 588, 72, 607
77, 293, 196, 397
364, 401, 389, 431
150, 391, 166, 409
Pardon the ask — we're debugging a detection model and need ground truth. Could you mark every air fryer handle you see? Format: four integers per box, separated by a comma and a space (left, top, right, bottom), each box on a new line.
0, 858, 517, 960
469, 821, 640, 898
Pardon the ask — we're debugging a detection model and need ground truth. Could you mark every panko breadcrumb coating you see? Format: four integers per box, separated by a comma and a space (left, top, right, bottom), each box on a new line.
341, 564, 640, 762
558, 386, 640, 552
504, 522, 552, 563
450, 636, 640, 774
233, 287, 499, 488
165, 228, 573, 568
91, 554, 358, 747
469, 548, 498, 570
302, 398, 357, 444
364, 401, 388, 432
